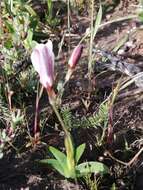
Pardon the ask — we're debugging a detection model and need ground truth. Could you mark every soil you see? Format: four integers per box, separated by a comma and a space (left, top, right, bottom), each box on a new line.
1, 0, 143, 189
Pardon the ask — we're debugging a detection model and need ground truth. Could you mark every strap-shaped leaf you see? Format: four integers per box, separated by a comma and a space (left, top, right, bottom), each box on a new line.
49, 146, 67, 170
75, 143, 85, 164
40, 159, 65, 176
76, 161, 109, 177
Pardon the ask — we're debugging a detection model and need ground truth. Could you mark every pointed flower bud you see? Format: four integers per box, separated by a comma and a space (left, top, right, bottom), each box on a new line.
65, 45, 83, 82
68, 45, 83, 69
31, 40, 54, 89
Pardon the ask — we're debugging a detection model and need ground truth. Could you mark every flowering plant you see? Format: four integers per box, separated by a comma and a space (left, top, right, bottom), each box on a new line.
30, 40, 109, 179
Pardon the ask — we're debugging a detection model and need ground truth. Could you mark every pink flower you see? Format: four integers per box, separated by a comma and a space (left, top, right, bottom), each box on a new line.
68, 45, 83, 69
31, 40, 54, 89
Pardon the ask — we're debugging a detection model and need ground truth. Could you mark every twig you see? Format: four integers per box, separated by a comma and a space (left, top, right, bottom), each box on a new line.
127, 147, 143, 166
79, 15, 137, 44
106, 151, 127, 166
117, 88, 143, 100
106, 147, 143, 167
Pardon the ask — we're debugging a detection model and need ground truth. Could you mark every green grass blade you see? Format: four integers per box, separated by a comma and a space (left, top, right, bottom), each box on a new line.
93, 4, 102, 38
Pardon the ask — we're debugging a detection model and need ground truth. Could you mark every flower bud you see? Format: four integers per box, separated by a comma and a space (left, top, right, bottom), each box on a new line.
68, 45, 83, 69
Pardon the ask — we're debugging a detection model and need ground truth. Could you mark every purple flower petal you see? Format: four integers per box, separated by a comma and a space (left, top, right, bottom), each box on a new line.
31, 40, 55, 88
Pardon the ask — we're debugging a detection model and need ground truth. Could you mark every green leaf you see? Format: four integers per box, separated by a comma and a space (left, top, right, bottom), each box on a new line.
93, 4, 102, 38
40, 158, 65, 177
4, 20, 15, 34
4, 39, 13, 49
24, 4, 37, 16
47, 0, 53, 18
5, 0, 13, 16
76, 161, 109, 177
23, 29, 33, 50
49, 146, 66, 161
49, 146, 67, 170
75, 143, 85, 164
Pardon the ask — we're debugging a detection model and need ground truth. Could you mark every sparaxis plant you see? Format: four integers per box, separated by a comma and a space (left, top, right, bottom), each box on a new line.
31, 39, 109, 179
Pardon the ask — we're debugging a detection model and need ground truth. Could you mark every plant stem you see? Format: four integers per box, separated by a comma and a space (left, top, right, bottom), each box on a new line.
49, 90, 76, 174
88, 0, 94, 80
49, 97, 69, 136
53, 103, 66, 130
67, 0, 71, 53
34, 84, 43, 138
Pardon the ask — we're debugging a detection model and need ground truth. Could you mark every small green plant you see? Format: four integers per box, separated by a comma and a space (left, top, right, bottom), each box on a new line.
81, 102, 109, 146
78, 102, 108, 129
30, 40, 109, 180
40, 143, 109, 179
1, 0, 38, 79
60, 101, 109, 147
84, 173, 100, 190
2, 0, 37, 47
0, 97, 24, 158
45, 0, 60, 27
40, 143, 85, 178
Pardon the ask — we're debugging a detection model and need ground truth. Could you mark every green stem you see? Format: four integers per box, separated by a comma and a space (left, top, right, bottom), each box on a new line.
50, 100, 69, 136
47, 89, 75, 175
99, 128, 106, 146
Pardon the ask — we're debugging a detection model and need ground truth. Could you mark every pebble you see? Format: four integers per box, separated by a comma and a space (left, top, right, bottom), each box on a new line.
117, 49, 125, 55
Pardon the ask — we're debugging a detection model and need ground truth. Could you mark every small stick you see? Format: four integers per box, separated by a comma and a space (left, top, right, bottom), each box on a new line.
106, 151, 127, 166
117, 88, 143, 100
106, 147, 143, 167
127, 147, 143, 166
